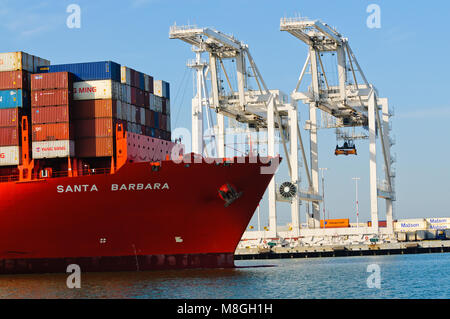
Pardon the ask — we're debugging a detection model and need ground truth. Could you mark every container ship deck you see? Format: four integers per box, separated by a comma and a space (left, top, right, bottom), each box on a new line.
0, 52, 279, 274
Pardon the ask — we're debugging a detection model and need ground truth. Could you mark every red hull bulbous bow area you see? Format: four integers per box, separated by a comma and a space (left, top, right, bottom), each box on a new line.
0, 253, 234, 274
0, 156, 279, 274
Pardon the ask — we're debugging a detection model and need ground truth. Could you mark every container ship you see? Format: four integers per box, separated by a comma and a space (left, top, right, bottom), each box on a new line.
0, 52, 278, 274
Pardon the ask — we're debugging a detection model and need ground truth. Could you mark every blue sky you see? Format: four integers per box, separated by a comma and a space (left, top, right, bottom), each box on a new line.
1, 0, 449, 226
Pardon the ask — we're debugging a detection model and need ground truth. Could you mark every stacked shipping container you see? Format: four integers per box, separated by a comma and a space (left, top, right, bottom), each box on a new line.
24, 60, 171, 160
0, 52, 50, 166
31, 72, 74, 159
153, 79, 171, 140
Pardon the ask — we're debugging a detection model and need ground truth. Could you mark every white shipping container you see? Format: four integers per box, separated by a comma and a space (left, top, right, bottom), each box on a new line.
394, 219, 428, 232
0, 52, 33, 72
140, 107, 146, 125
0, 146, 21, 166
397, 232, 407, 242
32, 140, 75, 159
73, 80, 121, 100
0, 52, 49, 72
121, 66, 131, 85
426, 218, 450, 230
154, 80, 163, 97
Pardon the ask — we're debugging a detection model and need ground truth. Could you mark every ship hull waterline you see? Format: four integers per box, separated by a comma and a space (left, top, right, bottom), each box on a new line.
0, 156, 278, 274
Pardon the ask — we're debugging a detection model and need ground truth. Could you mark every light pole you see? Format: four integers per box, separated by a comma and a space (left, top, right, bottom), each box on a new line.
319, 168, 328, 229
352, 177, 360, 229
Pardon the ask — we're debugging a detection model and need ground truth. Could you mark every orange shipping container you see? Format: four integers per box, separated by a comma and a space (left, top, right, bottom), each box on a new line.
31, 72, 73, 91
76, 137, 114, 158
74, 118, 114, 138
0, 108, 22, 126
32, 123, 73, 141
320, 219, 349, 228
0, 70, 29, 90
0, 126, 19, 146
32, 105, 70, 124
31, 89, 72, 107
72, 99, 118, 120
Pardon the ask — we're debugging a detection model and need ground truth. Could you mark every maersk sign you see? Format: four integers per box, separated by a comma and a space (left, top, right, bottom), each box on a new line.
0, 89, 29, 109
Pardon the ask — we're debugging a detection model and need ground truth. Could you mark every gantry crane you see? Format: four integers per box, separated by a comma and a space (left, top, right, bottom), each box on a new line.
169, 24, 322, 238
280, 17, 396, 234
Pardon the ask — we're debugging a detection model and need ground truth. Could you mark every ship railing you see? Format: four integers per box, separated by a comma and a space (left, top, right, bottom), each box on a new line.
0, 175, 19, 183
0, 167, 112, 183
51, 167, 112, 178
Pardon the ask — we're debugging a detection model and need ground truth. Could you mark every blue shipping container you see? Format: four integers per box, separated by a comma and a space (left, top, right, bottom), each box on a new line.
0, 89, 29, 109
37, 61, 121, 82
139, 72, 145, 91
154, 112, 159, 129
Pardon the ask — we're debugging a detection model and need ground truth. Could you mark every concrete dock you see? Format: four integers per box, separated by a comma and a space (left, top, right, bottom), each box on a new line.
234, 240, 450, 260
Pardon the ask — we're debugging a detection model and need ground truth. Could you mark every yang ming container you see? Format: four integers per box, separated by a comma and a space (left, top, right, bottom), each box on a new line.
73, 80, 121, 100
32, 140, 75, 159
38, 61, 121, 82
0, 89, 30, 109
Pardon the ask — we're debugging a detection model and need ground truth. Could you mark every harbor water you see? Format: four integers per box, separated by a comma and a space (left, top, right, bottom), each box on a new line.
0, 253, 448, 299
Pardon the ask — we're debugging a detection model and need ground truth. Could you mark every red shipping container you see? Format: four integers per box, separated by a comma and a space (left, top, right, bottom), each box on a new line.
136, 106, 141, 124
0, 127, 19, 146
74, 118, 114, 138
0, 108, 22, 127
0, 70, 28, 90
129, 69, 137, 88
143, 91, 149, 108
72, 99, 118, 120
144, 109, 151, 127
76, 137, 114, 157
133, 70, 140, 88
31, 89, 72, 107
160, 114, 167, 130
149, 110, 155, 127
31, 72, 73, 91
136, 89, 144, 107
32, 105, 70, 124
130, 86, 137, 105
32, 123, 73, 141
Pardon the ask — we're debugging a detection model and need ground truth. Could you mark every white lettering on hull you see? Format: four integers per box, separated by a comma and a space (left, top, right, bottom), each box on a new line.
57, 183, 169, 193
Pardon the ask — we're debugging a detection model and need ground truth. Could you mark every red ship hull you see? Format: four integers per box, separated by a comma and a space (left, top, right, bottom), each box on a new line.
0, 157, 277, 274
